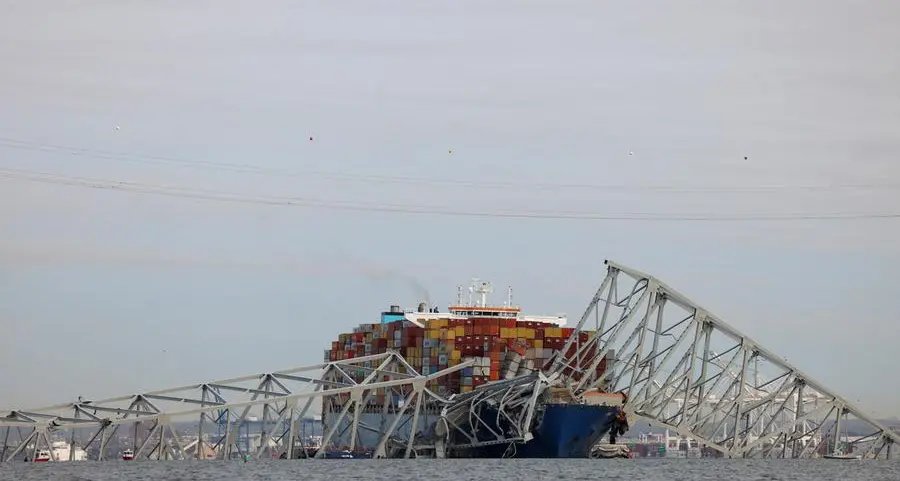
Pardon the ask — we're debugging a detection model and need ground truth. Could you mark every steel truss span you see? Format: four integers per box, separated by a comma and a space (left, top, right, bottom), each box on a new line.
0, 352, 472, 462
551, 260, 897, 459
1, 260, 896, 461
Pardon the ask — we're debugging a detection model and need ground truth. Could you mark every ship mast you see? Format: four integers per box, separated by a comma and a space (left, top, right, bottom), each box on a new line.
470, 279, 493, 307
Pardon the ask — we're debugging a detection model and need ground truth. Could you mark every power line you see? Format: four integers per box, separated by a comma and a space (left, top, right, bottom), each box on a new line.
1, 136, 898, 193
3, 167, 899, 222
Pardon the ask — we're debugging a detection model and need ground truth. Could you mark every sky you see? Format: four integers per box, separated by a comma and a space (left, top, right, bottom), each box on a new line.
1, 1, 899, 418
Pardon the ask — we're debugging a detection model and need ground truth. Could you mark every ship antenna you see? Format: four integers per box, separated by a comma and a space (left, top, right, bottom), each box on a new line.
457, 284, 463, 306
507, 285, 513, 308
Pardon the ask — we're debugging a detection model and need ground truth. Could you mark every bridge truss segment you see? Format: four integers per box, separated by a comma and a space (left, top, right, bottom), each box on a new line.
549, 260, 897, 459
436, 371, 559, 457
0, 351, 472, 462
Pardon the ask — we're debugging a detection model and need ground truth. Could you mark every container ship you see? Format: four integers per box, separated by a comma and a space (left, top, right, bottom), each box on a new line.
320, 280, 628, 458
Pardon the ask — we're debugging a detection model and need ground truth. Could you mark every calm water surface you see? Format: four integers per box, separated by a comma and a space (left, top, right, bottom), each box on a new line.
3, 459, 899, 481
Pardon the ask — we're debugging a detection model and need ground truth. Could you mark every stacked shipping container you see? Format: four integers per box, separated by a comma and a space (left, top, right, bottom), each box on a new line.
323, 316, 610, 403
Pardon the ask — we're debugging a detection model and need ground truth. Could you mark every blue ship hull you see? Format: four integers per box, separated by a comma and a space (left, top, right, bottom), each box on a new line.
450, 403, 620, 458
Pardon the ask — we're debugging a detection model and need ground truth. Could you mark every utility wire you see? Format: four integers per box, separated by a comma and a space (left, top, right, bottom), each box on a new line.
3, 167, 899, 222
1, 136, 898, 193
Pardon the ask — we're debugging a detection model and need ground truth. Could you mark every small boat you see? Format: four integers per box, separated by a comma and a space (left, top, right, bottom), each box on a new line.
122, 449, 135, 461
33, 450, 51, 462
824, 451, 861, 460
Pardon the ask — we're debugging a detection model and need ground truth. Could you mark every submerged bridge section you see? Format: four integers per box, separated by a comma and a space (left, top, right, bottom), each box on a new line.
1, 260, 896, 461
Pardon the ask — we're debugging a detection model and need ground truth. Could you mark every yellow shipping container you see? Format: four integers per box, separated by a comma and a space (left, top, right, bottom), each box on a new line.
517, 327, 536, 339
451, 350, 461, 360
428, 329, 441, 339
534, 339, 543, 349
455, 326, 465, 337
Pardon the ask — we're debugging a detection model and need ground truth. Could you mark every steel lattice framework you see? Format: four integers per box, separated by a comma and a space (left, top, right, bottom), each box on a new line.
436, 371, 558, 457
1, 259, 896, 461
548, 260, 897, 459
0, 352, 471, 462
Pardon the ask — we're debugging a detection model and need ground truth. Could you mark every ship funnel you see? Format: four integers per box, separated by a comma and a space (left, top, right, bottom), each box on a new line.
417, 302, 428, 313
389, 305, 401, 313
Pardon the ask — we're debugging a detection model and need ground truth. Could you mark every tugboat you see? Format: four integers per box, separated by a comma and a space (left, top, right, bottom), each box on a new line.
33, 449, 51, 462
122, 448, 135, 461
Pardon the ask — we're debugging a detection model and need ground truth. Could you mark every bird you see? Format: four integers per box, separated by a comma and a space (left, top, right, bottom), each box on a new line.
309, 136, 314, 141
628, 150, 634, 156
113, 125, 120, 132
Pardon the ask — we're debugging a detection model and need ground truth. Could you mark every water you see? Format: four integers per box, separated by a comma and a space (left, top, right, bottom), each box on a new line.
3, 459, 899, 481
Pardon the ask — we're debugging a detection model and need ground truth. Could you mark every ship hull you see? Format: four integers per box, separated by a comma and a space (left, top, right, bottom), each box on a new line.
322, 403, 618, 459
450, 403, 619, 458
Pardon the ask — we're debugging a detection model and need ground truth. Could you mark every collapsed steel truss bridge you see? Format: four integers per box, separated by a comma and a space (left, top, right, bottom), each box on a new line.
549, 261, 898, 459
1, 260, 896, 461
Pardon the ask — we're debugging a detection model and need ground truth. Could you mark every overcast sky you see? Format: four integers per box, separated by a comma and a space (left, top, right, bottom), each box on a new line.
1, 1, 899, 418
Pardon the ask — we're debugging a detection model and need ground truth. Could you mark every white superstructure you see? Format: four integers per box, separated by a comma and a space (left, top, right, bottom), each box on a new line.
402, 278, 567, 327
50, 441, 88, 461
